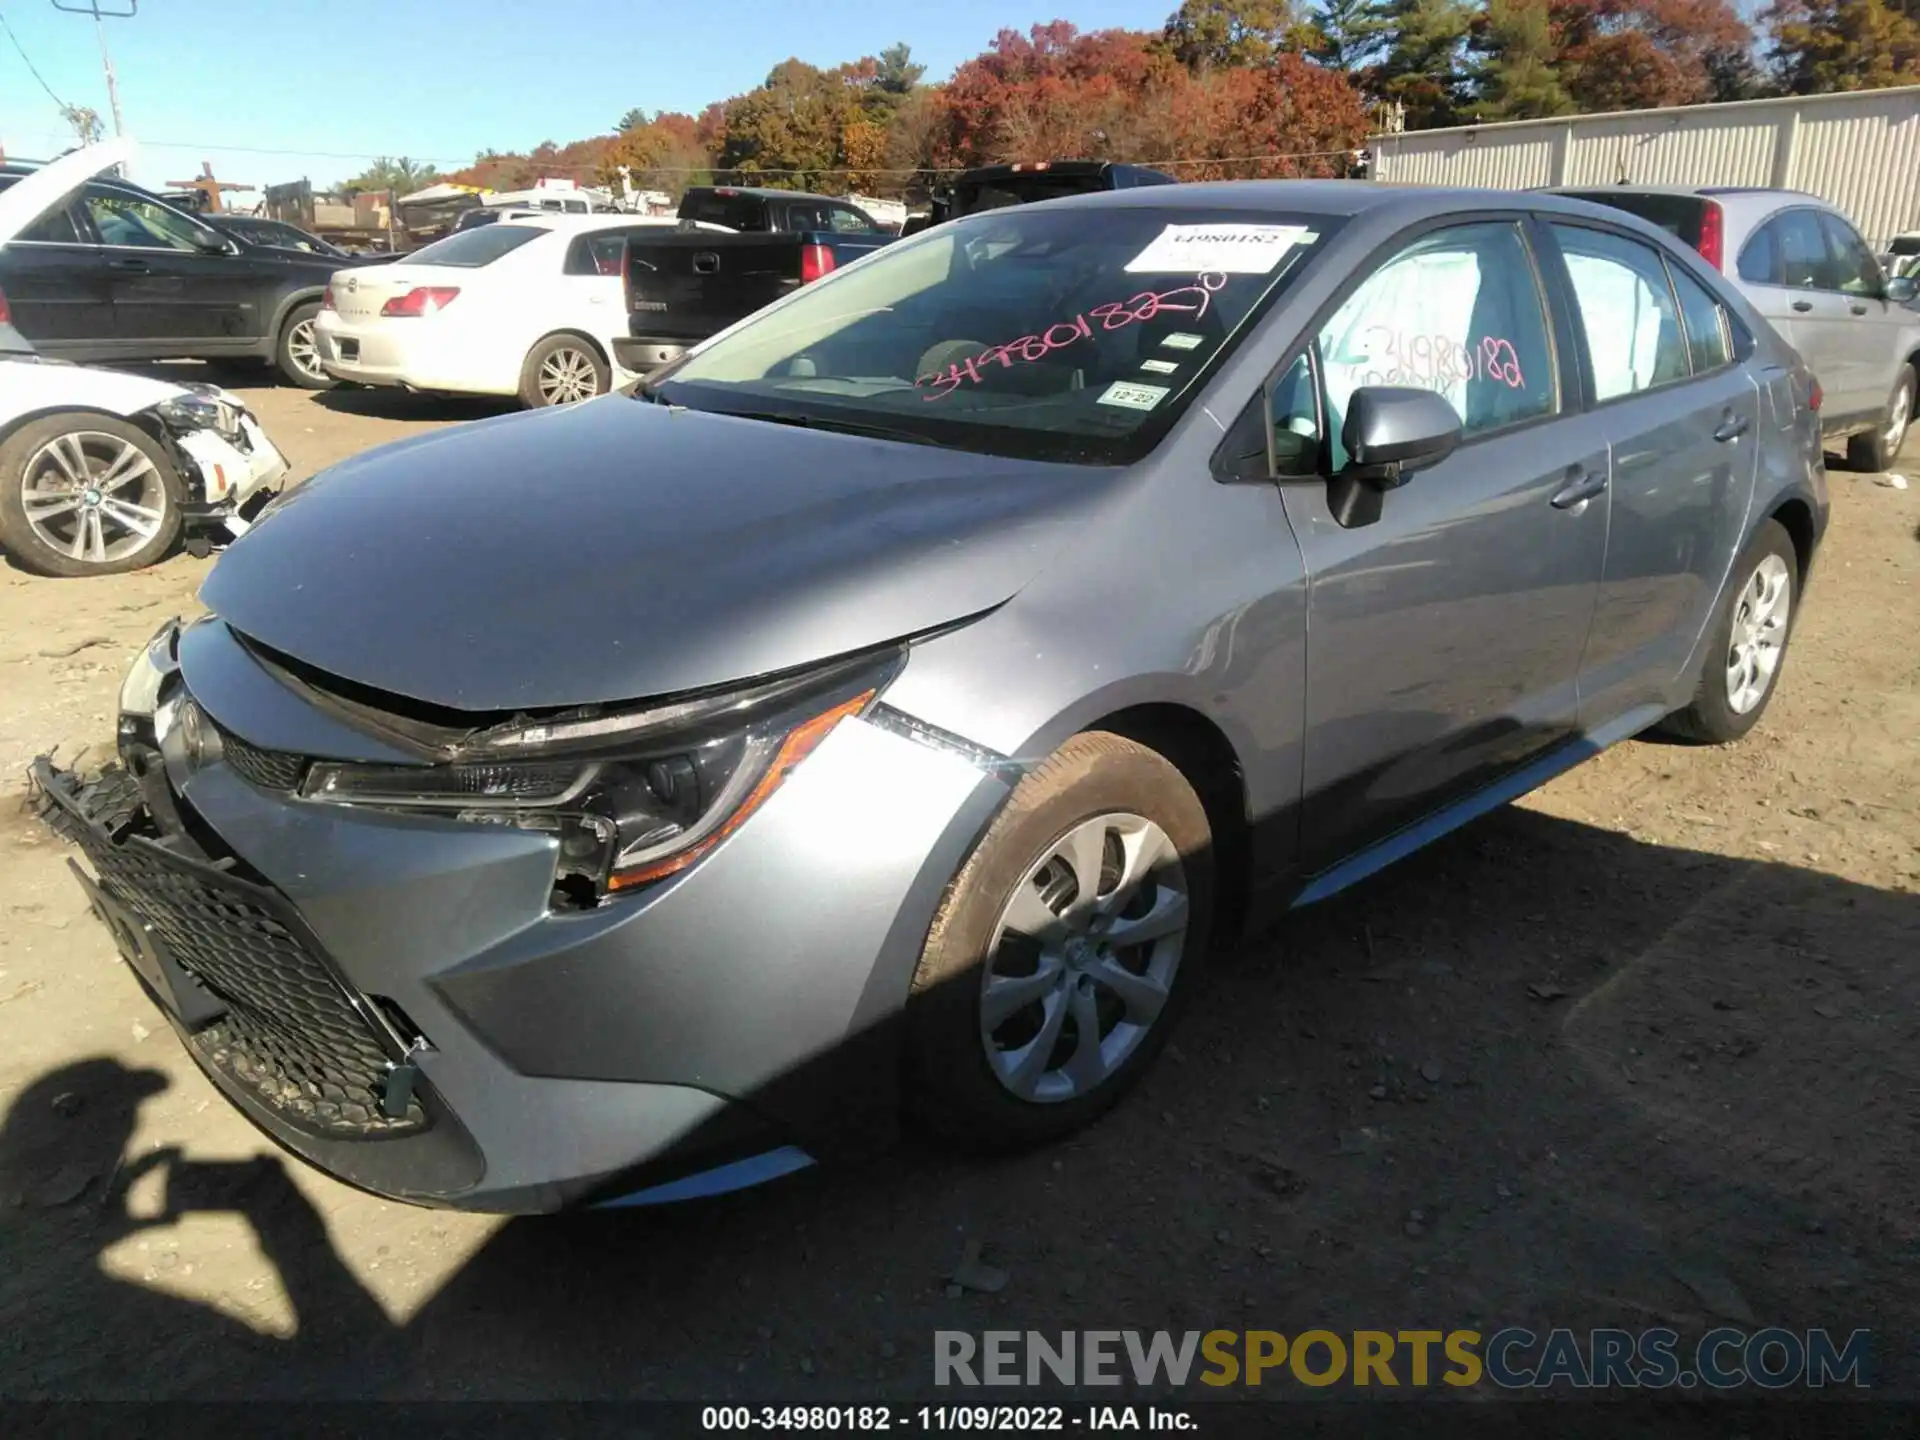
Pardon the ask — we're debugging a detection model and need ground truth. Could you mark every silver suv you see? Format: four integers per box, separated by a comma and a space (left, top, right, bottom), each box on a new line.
1558, 186, 1920, 470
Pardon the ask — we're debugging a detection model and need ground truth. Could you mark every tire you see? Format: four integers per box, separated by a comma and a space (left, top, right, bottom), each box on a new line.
1659, 519, 1799, 744
0, 414, 183, 577
275, 302, 333, 389
519, 334, 610, 408
1845, 363, 1913, 472
903, 732, 1215, 1151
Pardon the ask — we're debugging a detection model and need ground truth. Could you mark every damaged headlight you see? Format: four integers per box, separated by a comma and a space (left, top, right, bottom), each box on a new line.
300, 649, 902, 905
155, 390, 242, 440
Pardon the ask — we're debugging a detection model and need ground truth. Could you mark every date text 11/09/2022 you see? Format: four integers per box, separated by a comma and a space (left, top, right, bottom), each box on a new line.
702, 1406, 1192, 1432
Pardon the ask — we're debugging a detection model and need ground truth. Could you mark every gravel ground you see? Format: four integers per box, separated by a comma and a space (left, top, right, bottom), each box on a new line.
0, 375, 1916, 1405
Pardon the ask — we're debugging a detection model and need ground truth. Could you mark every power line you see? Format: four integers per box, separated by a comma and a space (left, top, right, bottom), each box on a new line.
0, 4, 68, 107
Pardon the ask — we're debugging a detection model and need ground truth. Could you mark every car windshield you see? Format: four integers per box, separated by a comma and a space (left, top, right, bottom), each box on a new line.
652, 205, 1339, 465
403, 225, 543, 267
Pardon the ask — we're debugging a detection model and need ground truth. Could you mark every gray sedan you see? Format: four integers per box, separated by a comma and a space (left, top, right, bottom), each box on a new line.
39, 182, 1826, 1212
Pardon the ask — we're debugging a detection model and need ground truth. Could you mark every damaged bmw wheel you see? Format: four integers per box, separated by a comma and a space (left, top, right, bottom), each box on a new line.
0, 414, 182, 577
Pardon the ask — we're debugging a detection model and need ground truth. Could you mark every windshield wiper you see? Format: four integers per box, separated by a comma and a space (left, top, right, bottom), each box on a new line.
716, 409, 964, 451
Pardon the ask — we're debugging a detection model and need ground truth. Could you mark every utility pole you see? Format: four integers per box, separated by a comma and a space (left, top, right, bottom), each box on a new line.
51, 0, 136, 139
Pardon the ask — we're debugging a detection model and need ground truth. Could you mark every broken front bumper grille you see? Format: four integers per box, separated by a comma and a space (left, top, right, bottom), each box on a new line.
212, 722, 308, 792
31, 758, 426, 1140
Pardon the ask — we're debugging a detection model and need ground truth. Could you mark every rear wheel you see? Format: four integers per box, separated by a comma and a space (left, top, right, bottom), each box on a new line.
275, 302, 332, 389
1846, 363, 1913, 472
904, 732, 1215, 1150
1659, 519, 1798, 744
519, 334, 609, 408
0, 414, 183, 577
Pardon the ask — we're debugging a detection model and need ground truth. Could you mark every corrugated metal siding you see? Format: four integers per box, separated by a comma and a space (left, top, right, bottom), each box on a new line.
1371, 87, 1920, 247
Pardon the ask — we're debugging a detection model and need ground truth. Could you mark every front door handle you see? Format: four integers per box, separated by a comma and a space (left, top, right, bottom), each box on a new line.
1713, 410, 1751, 442
1550, 465, 1608, 509
107, 257, 149, 272
1850, 302, 1869, 315
1791, 299, 1813, 313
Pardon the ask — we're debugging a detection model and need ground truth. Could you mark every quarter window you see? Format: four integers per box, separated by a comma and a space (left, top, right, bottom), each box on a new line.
1667, 264, 1733, 374
1551, 225, 1689, 401
1316, 221, 1556, 466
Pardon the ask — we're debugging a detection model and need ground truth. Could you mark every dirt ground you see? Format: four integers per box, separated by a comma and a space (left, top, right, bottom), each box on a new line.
0, 372, 1916, 1405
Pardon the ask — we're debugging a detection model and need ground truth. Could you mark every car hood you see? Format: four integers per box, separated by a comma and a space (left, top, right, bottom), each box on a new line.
0, 356, 196, 417
200, 398, 1131, 712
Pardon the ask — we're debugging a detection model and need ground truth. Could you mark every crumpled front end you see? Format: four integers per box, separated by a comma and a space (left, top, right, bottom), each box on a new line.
139, 384, 288, 542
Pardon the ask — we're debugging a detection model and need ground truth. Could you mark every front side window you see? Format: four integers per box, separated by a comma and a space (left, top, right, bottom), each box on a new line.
1818, 212, 1883, 297
655, 205, 1339, 464
85, 192, 221, 251
1668, 263, 1733, 374
1267, 351, 1322, 475
1552, 224, 1689, 402
1317, 221, 1556, 467
828, 206, 875, 234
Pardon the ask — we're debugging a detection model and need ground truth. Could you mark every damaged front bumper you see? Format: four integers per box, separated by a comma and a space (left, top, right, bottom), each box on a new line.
150, 391, 289, 542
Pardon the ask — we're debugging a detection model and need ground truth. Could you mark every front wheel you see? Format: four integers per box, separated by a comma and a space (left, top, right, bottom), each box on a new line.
904, 732, 1215, 1151
1846, 363, 1913, 472
276, 302, 333, 389
519, 334, 609, 408
0, 414, 183, 577
1659, 519, 1798, 744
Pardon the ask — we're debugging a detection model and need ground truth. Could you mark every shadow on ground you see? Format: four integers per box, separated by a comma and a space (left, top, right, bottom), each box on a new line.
2, 805, 1915, 1407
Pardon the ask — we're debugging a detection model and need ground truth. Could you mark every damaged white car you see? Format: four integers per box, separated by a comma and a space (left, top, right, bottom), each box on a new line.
0, 140, 288, 577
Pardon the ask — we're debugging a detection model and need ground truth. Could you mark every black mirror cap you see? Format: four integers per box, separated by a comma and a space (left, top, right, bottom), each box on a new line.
1342, 386, 1464, 476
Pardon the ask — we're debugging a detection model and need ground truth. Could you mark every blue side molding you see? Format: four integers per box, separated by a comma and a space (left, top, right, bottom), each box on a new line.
1289, 703, 1668, 910
593, 1145, 816, 1208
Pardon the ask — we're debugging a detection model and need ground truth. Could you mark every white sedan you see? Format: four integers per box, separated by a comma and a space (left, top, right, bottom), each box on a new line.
312, 214, 715, 408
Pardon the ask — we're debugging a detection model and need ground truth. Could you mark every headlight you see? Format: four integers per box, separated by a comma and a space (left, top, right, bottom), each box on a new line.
118, 618, 181, 719
300, 650, 901, 905
155, 392, 241, 440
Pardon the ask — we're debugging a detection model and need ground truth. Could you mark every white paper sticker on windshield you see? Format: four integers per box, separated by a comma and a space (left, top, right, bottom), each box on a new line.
1159, 332, 1203, 351
1125, 223, 1316, 275
1139, 358, 1180, 374
1097, 381, 1170, 411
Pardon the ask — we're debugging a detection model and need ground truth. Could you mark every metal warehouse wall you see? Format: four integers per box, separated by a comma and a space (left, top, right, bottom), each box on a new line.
1370, 87, 1920, 247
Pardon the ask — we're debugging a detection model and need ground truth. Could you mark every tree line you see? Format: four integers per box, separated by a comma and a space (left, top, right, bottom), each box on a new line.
345, 0, 1920, 199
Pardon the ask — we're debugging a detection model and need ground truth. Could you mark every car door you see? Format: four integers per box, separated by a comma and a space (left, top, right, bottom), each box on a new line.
559, 227, 631, 347
0, 196, 116, 351
1739, 207, 1856, 416
79, 187, 270, 346
1272, 218, 1610, 873
1818, 209, 1910, 418
1544, 221, 1762, 723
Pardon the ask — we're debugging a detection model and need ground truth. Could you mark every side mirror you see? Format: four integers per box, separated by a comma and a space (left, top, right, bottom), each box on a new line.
1885, 274, 1917, 304
1341, 386, 1463, 482
195, 234, 237, 256
1328, 386, 1462, 529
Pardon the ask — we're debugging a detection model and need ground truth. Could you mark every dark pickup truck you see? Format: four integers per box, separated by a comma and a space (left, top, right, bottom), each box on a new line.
617, 186, 893, 374
902, 160, 1177, 236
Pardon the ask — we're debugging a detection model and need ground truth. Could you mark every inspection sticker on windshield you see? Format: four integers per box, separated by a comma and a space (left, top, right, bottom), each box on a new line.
1139, 358, 1180, 374
1159, 332, 1204, 351
1097, 381, 1170, 411
1125, 223, 1316, 275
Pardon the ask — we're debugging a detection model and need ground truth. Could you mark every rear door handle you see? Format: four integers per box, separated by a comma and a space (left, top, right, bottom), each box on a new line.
691, 252, 719, 274
1713, 410, 1751, 442
1550, 465, 1608, 509
1850, 302, 1869, 315
1791, 299, 1813, 313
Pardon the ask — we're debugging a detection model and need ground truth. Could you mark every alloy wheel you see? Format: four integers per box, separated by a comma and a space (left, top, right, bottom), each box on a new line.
1887, 379, 1912, 457
979, 812, 1190, 1104
537, 347, 600, 405
1725, 553, 1792, 715
20, 431, 169, 566
286, 318, 324, 384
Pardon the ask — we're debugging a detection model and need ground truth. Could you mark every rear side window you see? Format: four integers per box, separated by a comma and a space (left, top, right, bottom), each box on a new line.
1317, 220, 1557, 457
1551, 224, 1690, 401
1774, 210, 1838, 290
404, 225, 543, 267
563, 231, 629, 276
827, 206, 875, 234
1668, 264, 1733, 374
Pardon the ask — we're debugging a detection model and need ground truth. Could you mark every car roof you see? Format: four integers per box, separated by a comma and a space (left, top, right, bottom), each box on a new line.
1008, 178, 1702, 224
694, 186, 853, 206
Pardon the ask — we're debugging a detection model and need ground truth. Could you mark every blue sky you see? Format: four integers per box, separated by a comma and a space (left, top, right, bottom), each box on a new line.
0, 0, 1174, 197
